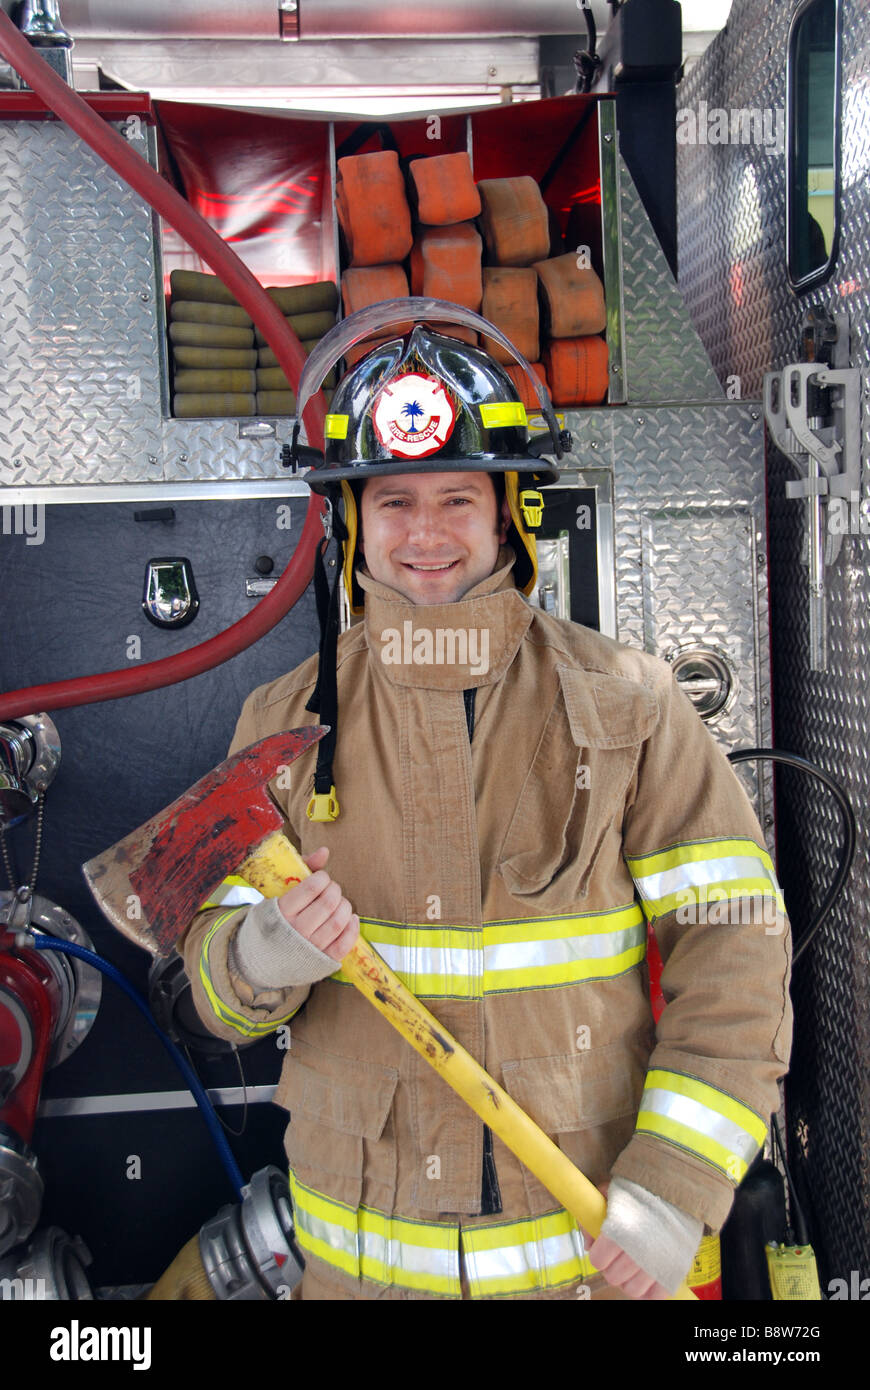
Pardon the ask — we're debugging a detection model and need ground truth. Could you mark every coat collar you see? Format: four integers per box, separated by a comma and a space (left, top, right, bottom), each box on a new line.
358, 547, 533, 689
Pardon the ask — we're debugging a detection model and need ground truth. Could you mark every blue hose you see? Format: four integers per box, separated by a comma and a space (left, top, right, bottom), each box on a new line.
31, 936, 245, 1200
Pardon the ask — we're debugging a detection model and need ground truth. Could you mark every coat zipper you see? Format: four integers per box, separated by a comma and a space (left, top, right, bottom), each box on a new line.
463, 686, 503, 1216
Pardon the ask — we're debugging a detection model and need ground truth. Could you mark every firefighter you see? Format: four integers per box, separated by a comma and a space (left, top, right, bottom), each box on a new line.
181, 313, 792, 1300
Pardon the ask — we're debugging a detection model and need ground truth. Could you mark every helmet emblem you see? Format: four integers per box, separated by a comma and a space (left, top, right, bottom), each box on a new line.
371, 371, 456, 459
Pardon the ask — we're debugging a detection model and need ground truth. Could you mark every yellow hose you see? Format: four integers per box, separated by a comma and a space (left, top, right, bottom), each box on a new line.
146, 1235, 215, 1301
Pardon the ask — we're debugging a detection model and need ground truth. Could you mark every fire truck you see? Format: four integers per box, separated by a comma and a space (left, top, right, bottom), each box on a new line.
0, 0, 864, 1334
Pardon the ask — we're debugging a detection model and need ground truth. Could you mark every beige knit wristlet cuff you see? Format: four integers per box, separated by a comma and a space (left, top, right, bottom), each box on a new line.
228, 895, 339, 989
601, 1177, 705, 1293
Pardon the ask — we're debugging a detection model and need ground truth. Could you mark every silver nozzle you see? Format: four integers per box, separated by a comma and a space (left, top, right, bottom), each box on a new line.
19, 1, 72, 47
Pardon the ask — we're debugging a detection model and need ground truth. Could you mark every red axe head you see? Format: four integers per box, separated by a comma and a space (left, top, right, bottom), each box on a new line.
82, 727, 326, 956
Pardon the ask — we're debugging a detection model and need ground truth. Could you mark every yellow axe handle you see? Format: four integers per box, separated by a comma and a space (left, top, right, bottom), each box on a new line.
239, 830, 697, 1301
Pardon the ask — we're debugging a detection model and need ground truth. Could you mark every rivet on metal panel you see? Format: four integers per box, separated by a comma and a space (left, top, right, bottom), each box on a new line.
604, 133, 613, 143
751, 410, 760, 420
611, 362, 621, 374
636, 417, 645, 426
589, 440, 599, 449
762, 697, 769, 707
139, 291, 151, 302
147, 455, 158, 465
488, 66, 497, 76
179, 454, 188, 463
12, 458, 22, 468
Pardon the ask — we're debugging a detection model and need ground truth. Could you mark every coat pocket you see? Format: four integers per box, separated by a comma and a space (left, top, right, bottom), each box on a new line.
501, 1043, 644, 1210
497, 665, 657, 910
274, 1036, 399, 1211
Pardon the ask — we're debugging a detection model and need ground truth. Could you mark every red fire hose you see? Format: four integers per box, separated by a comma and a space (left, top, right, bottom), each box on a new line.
0, 11, 326, 722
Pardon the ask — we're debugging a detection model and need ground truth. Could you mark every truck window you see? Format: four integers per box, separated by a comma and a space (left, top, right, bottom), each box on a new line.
787, 0, 840, 291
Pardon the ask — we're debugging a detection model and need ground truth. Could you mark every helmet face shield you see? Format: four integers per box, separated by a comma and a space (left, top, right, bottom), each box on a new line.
296, 296, 565, 459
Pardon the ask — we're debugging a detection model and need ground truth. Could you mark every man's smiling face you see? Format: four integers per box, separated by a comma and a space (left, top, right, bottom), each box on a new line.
358, 471, 511, 605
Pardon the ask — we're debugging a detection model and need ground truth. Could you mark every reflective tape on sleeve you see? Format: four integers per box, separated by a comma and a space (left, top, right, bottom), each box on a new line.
329, 904, 646, 999
198, 874, 265, 911
198, 910, 301, 1038
625, 837, 786, 923
635, 1068, 767, 1182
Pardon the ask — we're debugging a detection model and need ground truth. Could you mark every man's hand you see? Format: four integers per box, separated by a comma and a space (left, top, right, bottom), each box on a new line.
581, 1181, 669, 1300
276, 846, 360, 961
584, 1177, 703, 1299
587, 1232, 671, 1300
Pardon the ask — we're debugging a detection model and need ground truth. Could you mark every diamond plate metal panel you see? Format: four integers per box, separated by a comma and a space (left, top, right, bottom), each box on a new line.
608, 404, 773, 822
0, 121, 165, 485
0, 119, 306, 490
641, 508, 760, 742
559, 403, 774, 827
159, 419, 298, 480
618, 156, 724, 403
677, 0, 870, 1281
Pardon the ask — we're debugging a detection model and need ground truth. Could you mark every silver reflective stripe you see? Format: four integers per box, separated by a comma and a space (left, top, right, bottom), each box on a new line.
208, 883, 265, 907
642, 1087, 759, 1161
295, 1205, 356, 1259
375, 941, 477, 977
635, 854, 776, 901
374, 923, 644, 977
465, 1227, 587, 1287
295, 1201, 457, 1282
359, 1228, 457, 1282
486, 922, 645, 972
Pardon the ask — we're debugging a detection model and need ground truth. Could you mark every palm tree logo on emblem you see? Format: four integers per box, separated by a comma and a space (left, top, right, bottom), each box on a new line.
400, 400, 425, 433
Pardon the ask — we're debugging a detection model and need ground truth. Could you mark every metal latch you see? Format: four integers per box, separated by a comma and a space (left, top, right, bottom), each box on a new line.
763, 319, 861, 671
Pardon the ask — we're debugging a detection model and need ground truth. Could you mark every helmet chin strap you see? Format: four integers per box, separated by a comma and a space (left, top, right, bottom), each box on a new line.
304, 495, 348, 822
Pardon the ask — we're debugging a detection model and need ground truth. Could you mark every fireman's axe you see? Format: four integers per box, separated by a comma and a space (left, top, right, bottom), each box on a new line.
83, 728, 696, 1300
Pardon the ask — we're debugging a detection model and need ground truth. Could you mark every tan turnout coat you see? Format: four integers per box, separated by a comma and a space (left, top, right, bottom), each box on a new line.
181, 551, 792, 1300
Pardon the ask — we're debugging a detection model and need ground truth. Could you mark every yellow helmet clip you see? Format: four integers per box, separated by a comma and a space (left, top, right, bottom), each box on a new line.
306, 786, 340, 822
519, 489, 544, 528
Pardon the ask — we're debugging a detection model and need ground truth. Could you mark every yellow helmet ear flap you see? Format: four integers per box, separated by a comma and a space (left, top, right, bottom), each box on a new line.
340, 479, 365, 617
504, 471, 541, 597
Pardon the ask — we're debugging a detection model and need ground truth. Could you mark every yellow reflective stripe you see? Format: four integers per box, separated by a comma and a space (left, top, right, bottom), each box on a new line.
625, 837, 786, 922
463, 1209, 597, 1296
198, 874, 265, 911
329, 905, 646, 998
198, 910, 300, 1038
289, 1173, 460, 1295
289, 1173, 595, 1297
324, 412, 349, 439
636, 1068, 767, 1183
479, 401, 527, 429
